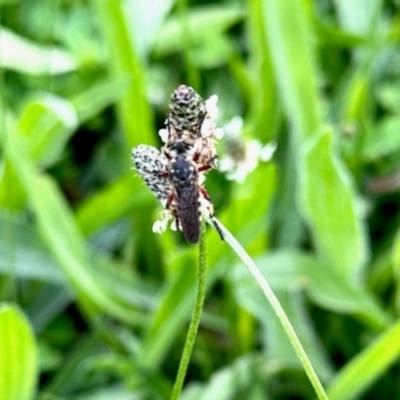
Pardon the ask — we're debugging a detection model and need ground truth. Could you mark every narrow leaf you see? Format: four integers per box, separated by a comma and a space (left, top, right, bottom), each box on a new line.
261, 0, 322, 140
0, 28, 77, 75
327, 320, 400, 400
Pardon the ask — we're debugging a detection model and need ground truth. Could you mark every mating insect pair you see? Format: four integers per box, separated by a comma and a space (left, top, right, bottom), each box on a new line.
132, 85, 223, 244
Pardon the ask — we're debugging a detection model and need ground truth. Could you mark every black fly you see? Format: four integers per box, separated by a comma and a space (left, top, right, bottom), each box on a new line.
161, 138, 223, 243
167, 155, 200, 244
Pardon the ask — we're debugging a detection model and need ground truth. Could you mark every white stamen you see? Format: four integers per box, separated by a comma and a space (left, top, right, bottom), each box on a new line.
205, 95, 219, 121
159, 128, 169, 143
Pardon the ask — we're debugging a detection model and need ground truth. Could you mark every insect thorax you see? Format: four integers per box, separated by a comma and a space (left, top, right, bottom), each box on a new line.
170, 156, 197, 187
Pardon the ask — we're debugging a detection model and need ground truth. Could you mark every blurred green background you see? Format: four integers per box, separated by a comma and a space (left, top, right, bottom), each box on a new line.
2, 0, 400, 399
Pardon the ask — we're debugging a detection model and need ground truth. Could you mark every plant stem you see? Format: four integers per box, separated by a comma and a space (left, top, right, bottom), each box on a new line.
170, 221, 207, 400
209, 218, 328, 400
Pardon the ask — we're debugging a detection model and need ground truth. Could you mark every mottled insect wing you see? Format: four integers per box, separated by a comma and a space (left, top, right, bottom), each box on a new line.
176, 185, 200, 243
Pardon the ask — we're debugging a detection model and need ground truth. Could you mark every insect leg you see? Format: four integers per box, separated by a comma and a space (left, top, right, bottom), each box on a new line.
196, 154, 218, 172
198, 187, 224, 241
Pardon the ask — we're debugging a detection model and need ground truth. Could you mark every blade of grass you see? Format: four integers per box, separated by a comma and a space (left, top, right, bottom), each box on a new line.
1, 126, 142, 325
93, 0, 154, 149
247, 0, 280, 141
212, 218, 328, 400
261, 0, 322, 141
327, 319, 400, 400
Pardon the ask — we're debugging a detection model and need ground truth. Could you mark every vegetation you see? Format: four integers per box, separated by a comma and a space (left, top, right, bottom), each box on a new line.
1, 0, 400, 399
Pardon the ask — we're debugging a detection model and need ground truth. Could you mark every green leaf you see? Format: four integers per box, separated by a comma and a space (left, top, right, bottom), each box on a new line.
332, 0, 382, 36
376, 81, 400, 114
2, 126, 142, 325
123, 0, 175, 58
139, 252, 198, 368
232, 250, 389, 330
0, 304, 37, 400
261, 0, 322, 140
152, 6, 244, 57
190, 34, 235, 69
363, 116, 400, 160
75, 173, 153, 237
0, 213, 64, 283
17, 78, 128, 168
17, 94, 78, 168
231, 252, 333, 377
247, 0, 281, 142
302, 257, 390, 329
298, 129, 368, 283
181, 355, 264, 400
313, 17, 365, 48
327, 319, 400, 400
0, 78, 128, 210
0, 28, 77, 75
94, 0, 154, 149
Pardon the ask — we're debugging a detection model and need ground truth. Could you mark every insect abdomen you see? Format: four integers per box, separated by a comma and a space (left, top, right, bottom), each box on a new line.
176, 185, 200, 243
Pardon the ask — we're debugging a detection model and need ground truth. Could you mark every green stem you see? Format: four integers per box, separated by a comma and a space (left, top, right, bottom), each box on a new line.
170, 221, 207, 400
209, 218, 328, 400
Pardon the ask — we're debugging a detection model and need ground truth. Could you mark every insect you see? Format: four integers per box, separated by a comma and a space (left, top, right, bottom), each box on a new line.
133, 85, 224, 243
167, 154, 201, 243
162, 150, 223, 243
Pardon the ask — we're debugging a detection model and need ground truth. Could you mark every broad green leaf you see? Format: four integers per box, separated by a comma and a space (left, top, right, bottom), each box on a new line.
302, 257, 389, 329
0, 28, 77, 75
327, 319, 400, 400
298, 130, 368, 283
363, 116, 400, 160
261, 0, 322, 141
0, 304, 37, 400
152, 6, 244, 57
